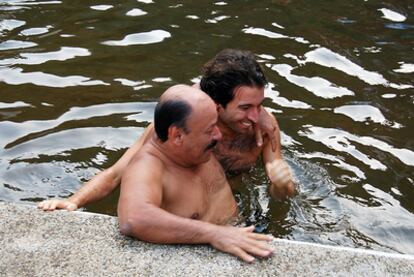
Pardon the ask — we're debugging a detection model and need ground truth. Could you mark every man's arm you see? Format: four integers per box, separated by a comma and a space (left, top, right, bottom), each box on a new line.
261, 116, 296, 200
118, 157, 274, 263
255, 107, 279, 150
37, 123, 154, 211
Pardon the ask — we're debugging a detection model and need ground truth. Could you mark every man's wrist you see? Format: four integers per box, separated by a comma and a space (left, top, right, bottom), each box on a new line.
67, 196, 80, 208
197, 222, 219, 244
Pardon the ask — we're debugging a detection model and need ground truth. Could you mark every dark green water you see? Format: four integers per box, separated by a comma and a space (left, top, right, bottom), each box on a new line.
1, 0, 413, 254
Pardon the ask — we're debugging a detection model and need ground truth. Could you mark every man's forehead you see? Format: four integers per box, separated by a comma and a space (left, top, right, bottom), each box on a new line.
231, 85, 265, 104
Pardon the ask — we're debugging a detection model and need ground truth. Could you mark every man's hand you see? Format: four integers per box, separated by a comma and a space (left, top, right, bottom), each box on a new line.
266, 159, 296, 199
37, 199, 78, 211
255, 108, 279, 151
209, 225, 274, 263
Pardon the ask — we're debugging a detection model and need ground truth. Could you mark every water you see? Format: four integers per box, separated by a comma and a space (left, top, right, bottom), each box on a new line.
0, 0, 413, 254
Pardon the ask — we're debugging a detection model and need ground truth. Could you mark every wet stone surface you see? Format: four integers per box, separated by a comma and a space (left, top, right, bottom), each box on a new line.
1, 202, 413, 276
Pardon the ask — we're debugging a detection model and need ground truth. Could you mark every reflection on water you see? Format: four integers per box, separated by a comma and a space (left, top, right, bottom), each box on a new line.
0, 0, 413, 255
0, 47, 91, 66
379, 8, 407, 22
102, 30, 171, 46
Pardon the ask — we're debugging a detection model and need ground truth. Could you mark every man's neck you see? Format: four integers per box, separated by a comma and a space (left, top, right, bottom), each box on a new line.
217, 119, 239, 141
216, 119, 257, 152
150, 137, 198, 169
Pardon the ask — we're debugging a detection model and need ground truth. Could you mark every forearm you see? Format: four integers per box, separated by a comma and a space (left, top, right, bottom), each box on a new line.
70, 125, 154, 207
119, 205, 217, 245
68, 167, 119, 208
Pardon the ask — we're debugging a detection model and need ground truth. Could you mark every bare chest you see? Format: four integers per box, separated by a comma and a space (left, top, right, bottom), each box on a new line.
160, 162, 236, 223
213, 135, 262, 175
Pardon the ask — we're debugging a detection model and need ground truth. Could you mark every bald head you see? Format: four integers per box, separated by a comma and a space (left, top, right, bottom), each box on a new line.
154, 84, 215, 142
160, 84, 212, 106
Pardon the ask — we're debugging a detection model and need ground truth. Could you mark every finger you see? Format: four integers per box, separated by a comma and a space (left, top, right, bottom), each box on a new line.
65, 202, 77, 211
240, 241, 273, 258
49, 200, 58, 211
270, 129, 277, 152
245, 236, 275, 251
42, 201, 51, 211
254, 125, 263, 147
37, 201, 45, 209
242, 226, 256, 233
248, 232, 274, 242
229, 247, 255, 263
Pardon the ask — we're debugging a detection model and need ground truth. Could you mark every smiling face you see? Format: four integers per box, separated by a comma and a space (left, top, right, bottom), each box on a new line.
217, 85, 265, 135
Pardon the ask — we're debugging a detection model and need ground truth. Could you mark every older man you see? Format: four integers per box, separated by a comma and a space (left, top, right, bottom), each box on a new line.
118, 85, 273, 262
38, 49, 294, 211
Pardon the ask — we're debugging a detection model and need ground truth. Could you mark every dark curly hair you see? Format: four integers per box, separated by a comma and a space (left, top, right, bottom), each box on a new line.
200, 49, 267, 108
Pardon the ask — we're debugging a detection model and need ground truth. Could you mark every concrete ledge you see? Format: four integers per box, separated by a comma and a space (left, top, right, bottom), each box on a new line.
1, 202, 413, 276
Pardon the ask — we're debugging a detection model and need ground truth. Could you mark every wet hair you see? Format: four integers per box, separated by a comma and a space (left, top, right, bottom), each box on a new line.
200, 49, 267, 108
154, 99, 192, 142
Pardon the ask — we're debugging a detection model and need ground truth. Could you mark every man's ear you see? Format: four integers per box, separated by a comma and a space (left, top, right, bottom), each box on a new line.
168, 126, 184, 145
217, 104, 225, 113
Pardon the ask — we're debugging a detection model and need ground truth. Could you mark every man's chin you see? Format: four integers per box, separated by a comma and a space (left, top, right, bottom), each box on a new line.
225, 121, 254, 135
238, 123, 254, 134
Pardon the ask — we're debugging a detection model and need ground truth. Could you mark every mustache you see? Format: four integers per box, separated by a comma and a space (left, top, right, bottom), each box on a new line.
204, 140, 218, 151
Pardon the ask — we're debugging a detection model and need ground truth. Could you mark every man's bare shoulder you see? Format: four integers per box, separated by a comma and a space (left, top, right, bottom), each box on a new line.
123, 143, 165, 181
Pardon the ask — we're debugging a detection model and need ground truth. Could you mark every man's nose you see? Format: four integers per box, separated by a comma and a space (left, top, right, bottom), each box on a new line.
212, 126, 222, 141
247, 107, 260, 123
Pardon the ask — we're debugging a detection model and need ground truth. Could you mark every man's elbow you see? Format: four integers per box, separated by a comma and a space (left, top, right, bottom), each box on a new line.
118, 213, 151, 239
119, 220, 135, 237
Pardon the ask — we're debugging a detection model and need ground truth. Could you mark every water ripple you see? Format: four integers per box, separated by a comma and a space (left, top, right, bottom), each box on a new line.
0, 102, 155, 150
0, 40, 37, 51
339, 185, 414, 254
265, 82, 312, 109
378, 8, 406, 22
300, 152, 366, 180
304, 47, 413, 89
5, 1, 62, 5
243, 27, 286, 39
114, 78, 145, 87
0, 67, 108, 88
301, 126, 414, 168
186, 15, 199, 20
20, 26, 51, 36
0, 47, 90, 66
3, 127, 144, 160
0, 19, 26, 34
394, 62, 414, 74
242, 27, 309, 44
0, 101, 32, 109
334, 105, 402, 128
90, 5, 113, 11
126, 8, 147, 17
205, 15, 230, 24
102, 30, 171, 46
269, 63, 354, 99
